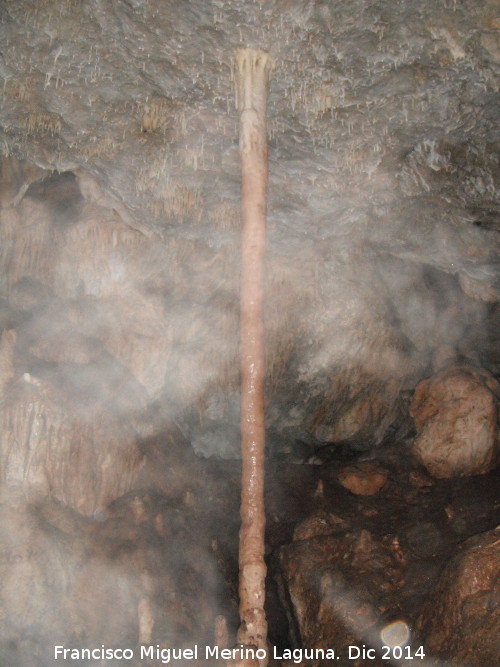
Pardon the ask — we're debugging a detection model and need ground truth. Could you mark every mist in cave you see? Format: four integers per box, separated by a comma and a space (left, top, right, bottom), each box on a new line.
0, 1, 499, 666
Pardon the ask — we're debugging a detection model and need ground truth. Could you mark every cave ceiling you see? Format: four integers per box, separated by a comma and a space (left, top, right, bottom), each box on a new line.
0, 0, 499, 456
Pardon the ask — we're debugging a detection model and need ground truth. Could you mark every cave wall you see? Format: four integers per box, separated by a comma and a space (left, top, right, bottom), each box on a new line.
0, 2, 499, 664
1, 0, 498, 458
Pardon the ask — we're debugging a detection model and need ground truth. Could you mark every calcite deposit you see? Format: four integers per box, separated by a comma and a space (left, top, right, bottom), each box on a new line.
0, 0, 498, 664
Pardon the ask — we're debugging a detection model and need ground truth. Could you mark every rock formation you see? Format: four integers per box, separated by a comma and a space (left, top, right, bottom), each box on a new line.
0, 0, 498, 664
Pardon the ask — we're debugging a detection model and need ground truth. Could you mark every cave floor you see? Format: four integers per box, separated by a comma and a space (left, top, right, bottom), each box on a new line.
203, 452, 500, 656
1, 441, 499, 667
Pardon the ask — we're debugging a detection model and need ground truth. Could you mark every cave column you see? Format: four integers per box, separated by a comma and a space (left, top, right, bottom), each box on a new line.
234, 48, 273, 665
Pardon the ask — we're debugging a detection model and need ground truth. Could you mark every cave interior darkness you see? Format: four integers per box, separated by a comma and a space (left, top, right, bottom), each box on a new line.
0, 1, 499, 666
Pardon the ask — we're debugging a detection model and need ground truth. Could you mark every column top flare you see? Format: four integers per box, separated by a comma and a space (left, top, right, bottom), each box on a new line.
233, 48, 274, 113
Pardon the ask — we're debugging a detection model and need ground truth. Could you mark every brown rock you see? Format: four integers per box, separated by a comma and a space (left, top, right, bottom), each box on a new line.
338, 461, 389, 496
293, 510, 348, 541
408, 471, 434, 489
410, 364, 499, 478
280, 529, 406, 663
416, 527, 500, 666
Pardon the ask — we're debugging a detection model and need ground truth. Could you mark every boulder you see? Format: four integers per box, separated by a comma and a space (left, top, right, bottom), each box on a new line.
279, 528, 407, 664
337, 461, 389, 496
410, 364, 499, 478
416, 527, 500, 666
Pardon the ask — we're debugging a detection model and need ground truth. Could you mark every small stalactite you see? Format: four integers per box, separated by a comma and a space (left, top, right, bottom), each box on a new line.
214, 614, 229, 649
233, 48, 273, 666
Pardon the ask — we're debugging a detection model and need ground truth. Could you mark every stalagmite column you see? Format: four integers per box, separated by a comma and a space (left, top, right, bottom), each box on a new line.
234, 48, 273, 663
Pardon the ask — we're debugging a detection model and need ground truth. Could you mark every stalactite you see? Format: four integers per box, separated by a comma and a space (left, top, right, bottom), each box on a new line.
234, 48, 273, 665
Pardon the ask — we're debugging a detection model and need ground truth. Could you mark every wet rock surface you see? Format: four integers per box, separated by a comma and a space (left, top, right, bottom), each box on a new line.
416, 526, 500, 667
0, 440, 497, 666
337, 461, 389, 496
410, 363, 500, 478
0, 1, 499, 664
274, 457, 500, 666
